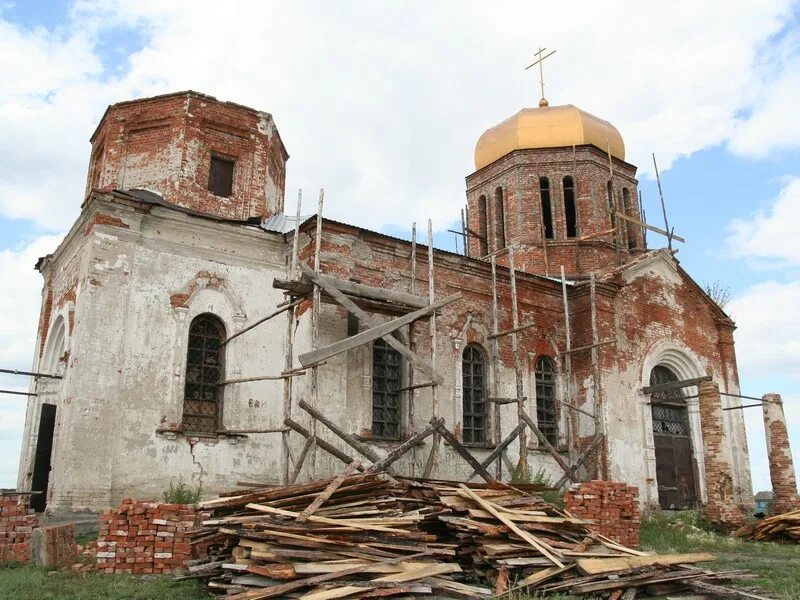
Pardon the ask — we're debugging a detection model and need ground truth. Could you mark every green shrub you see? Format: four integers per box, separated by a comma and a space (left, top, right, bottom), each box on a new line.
163, 480, 202, 505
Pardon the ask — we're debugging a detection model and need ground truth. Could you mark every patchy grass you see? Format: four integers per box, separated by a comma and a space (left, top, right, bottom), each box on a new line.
0, 564, 207, 599
641, 510, 800, 600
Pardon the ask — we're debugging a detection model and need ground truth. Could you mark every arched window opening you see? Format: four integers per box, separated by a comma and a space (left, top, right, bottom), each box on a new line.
182, 314, 225, 433
540, 178, 553, 240
607, 180, 616, 230
493, 187, 506, 250
477, 194, 489, 256
372, 338, 402, 440
462, 344, 487, 445
535, 357, 558, 445
563, 176, 577, 238
649, 364, 697, 509
622, 188, 637, 249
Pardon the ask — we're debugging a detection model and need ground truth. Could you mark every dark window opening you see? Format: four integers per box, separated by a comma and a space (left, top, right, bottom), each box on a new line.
462, 344, 487, 445
607, 180, 616, 229
540, 177, 553, 240
182, 314, 225, 433
372, 338, 401, 439
493, 187, 506, 250
477, 194, 489, 256
563, 176, 577, 238
208, 156, 234, 198
623, 187, 637, 249
535, 356, 558, 446
347, 313, 360, 337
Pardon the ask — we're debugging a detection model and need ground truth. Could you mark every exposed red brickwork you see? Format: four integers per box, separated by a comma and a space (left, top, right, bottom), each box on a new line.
0, 493, 39, 563
87, 91, 288, 221
762, 394, 800, 515
565, 480, 640, 547
465, 145, 644, 274
36, 286, 54, 358
84, 212, 130, 236
95, 499, 207, 574
30, 523, 77, 567
698, 381, 744, 527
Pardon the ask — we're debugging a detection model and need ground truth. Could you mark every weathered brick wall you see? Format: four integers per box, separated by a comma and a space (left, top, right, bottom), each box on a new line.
87, 91, 288, 221
96, 499, 206, 574
762, 394, 800, 514
30, 523, 77, 568
698, 381, 744, 526
565, 480, 641, 548
0, 492, 39, 563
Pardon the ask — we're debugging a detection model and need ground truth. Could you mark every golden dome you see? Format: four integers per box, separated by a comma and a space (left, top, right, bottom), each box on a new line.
474, 104, 625, 170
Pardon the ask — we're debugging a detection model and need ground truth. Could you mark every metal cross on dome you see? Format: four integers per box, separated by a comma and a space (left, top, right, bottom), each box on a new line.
525, 47, 556, 107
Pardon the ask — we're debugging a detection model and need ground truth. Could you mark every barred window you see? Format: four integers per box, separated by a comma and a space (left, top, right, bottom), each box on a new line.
462, 344, 487, 445
182, 314, 225, 433
535, 356, 558, 445
372, 338, 401, 440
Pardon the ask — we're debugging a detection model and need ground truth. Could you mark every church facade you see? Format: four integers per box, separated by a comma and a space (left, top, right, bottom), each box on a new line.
17, 90, 753, 516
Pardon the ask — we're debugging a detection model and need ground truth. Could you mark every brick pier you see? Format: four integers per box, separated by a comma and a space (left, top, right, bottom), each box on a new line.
762, 393, 800, 515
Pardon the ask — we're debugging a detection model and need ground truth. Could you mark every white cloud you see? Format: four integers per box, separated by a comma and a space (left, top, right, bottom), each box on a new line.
726, 177, 800, 268
1, 1, 799, 234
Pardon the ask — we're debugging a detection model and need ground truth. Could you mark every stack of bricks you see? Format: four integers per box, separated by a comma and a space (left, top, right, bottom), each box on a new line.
0, 492, 39, 563
95, 499, 205, 574
30, 523, 78, 567
564, 480, 641, 548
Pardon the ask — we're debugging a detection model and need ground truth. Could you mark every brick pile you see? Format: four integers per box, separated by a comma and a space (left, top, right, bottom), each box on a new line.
564, 480, 641, 548
0, 492, 39, 563
30, 523, 77, 567
95, 499, 206, 574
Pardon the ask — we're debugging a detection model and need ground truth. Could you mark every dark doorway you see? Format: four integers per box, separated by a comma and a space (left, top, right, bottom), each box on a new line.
31, 403, 56, 513
650, 366, 697, 509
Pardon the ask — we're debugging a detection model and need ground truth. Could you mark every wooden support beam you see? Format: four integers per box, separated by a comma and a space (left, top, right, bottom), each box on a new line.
222, 299, 303, 346
218, 372, 305, 385
296, 460, 361, 522
0, 389, 37, 397
561, 401, 594, 419
273, 275, 428, 310
299, 262, 444, 385
642, 375, 711, 395
487, 321, 537, 340
467, 423, 525, 481
365, 419, 442, 474
615, 212, 685, 243
422, 431, 440, 478
289, 434, 316, 484
0, 367, 62, 380
519, 411, 577, 482
394, 381, 436, 394
434, 422, 495, 484
557, 338, 616, 356
217, 428, 288, 435
283, 419, 366, 473
298, 293, 461, 367
555, 433, 604, 488
298, 399, 382, 465
488, 396, 527, 405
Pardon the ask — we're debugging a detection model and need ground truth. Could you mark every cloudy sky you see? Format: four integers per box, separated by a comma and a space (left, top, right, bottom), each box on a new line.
1, 1, 799, 494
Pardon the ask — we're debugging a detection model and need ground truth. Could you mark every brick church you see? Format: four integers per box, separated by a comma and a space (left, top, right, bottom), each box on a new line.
17, 90, 754, 517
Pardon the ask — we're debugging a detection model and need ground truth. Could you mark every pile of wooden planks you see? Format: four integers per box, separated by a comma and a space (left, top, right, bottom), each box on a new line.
185, 469, 754, 599
735, 509, 800, 543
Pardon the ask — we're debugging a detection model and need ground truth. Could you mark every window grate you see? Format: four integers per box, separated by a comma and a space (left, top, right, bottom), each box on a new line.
182, 314, 225, 433
462, 344, 487, 445
372, 339, 401, 440
535, 356, 558, 446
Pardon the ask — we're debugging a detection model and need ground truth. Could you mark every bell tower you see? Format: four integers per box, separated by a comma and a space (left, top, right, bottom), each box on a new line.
465, 103, 645, 276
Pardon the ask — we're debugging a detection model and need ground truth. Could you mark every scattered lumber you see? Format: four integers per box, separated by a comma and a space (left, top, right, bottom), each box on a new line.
188, 468, 754, 598
735, 509, 800, 543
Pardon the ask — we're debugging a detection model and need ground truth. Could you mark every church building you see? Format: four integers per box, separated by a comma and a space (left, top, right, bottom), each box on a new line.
17, 89, 754, 519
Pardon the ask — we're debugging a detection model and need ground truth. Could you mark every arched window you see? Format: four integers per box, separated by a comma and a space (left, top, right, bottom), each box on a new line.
540, 177, 553, 240
563, 176, 577, 238
493, 187, 506, 250
535, 356, 557, 445
462, 344, 487, 445
182, 314, 225, 433
622, 188, 637, 249
477, 194, 489, 256
607, 180, 616, 229
372, 338, 402, 439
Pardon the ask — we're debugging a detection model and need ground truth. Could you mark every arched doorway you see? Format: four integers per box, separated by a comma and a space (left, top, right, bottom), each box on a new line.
650, 365, 697, 509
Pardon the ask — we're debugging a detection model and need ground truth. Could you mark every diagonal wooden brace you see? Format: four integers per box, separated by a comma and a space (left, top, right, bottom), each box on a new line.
365, 418, 442, 474
299, 262, 445, 385
519, 410, 577, 482
434, 421, 496, 484
467, 422, 525, 481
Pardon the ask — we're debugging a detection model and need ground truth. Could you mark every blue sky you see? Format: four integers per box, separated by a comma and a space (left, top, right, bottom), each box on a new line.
1, 1, 799, 495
